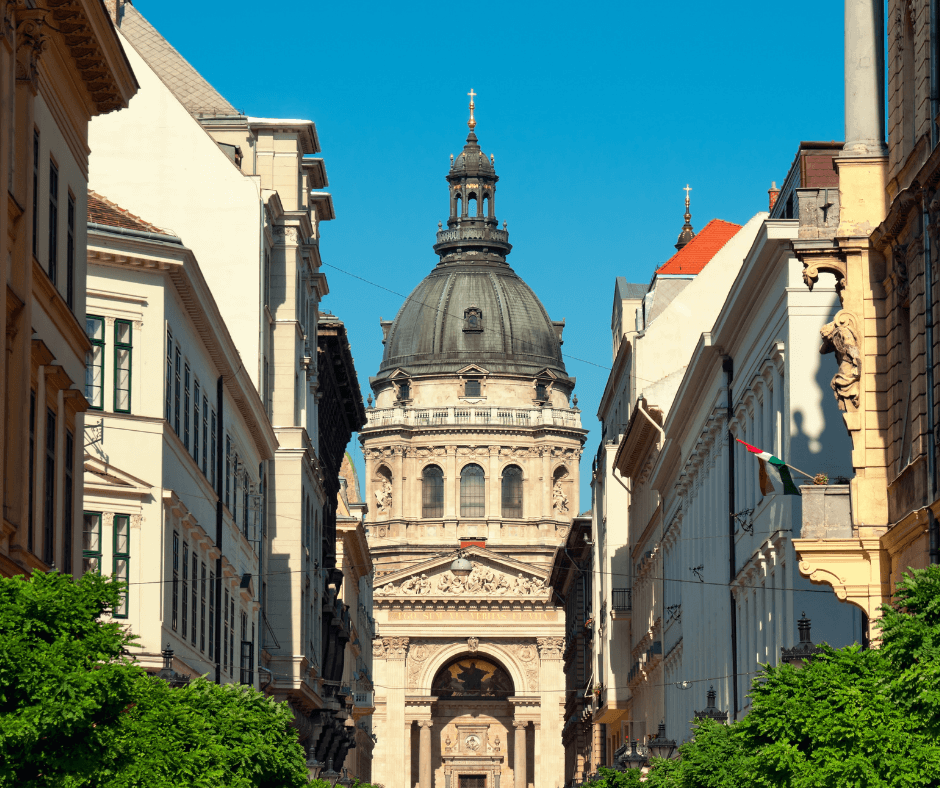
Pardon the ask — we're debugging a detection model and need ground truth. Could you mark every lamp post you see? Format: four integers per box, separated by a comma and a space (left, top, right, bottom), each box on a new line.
322, 759, 340, 787
647, 722, 678, 760
618, 739, 648, 771
306, 758, 324, 781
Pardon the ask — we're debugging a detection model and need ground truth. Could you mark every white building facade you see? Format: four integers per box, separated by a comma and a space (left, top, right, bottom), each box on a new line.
84, 195, 276, 683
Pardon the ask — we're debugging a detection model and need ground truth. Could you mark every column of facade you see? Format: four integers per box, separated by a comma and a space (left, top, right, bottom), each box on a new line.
392, 446, 404, 520
446, 447, 457, 519
488, 445, 499, 518
843, 0, 887, 156
417, 719, 433, 788
513, 720, 527, 788
540, 446, 550, 519
380, 637, 409, 788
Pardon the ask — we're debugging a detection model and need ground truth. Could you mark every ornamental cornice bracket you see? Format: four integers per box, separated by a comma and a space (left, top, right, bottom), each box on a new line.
797, 248, 847, 300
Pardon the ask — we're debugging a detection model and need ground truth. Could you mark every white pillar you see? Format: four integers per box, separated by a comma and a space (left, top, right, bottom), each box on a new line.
513, 720, 527, 788
418, 720, 433, 788
844, 0, 887, 156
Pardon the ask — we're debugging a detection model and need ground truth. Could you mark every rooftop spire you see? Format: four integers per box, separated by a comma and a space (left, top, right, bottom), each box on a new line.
467, 88, 477, 130
675, 183, 696, 250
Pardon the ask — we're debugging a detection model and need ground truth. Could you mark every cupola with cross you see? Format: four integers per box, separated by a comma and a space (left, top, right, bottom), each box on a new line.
433, 89, 512, 263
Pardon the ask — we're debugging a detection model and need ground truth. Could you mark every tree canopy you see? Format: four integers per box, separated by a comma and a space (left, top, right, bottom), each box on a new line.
0, 571, 310, 788
589, 565, 940, 788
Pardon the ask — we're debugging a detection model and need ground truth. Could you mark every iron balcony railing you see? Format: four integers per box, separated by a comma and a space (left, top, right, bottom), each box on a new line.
612, 588, 632, 611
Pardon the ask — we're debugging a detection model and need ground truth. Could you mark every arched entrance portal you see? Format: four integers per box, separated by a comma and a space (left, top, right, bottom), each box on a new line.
410, 653, 530, 788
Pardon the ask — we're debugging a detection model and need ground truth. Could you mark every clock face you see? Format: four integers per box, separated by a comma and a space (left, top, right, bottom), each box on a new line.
465, 734, 481, 751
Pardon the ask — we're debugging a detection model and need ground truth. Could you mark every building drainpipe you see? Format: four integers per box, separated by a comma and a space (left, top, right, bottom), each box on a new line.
932, 0, 940, 148
923, 190, 940, 565
723, 357, 739, 715
215, 376, 224, 684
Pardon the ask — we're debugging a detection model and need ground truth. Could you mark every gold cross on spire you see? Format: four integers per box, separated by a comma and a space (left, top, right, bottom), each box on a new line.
468, 89, 477, 130
683, 184, 692, 205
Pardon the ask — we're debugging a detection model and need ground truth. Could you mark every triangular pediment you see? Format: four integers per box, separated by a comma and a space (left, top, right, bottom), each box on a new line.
84, 457, 152, 500
534, 367, 559, 380
373, 547, 549, 600
456, 364, 490, 376
389, 368, 412, 379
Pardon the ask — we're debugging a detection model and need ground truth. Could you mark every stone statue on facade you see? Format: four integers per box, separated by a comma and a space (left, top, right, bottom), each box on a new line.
819, 314, 861, 411
375, 479, 392, 511
552, 481, 569, 514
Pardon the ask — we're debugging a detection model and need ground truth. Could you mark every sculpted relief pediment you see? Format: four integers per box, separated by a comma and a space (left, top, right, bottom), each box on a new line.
374, 553, 549, 600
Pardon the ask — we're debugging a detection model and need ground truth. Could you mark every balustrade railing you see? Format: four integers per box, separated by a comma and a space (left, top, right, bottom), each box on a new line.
363, 405, 582, 430
435, 225, 510, 244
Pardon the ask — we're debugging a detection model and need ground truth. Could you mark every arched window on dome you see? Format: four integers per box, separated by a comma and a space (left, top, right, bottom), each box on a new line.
460, 464, 485, 518
456, 194, 463, 217
482, 194, 490, 217
467, 193, 478, 217
422, 465, 444, 518
501, 465, 523, 518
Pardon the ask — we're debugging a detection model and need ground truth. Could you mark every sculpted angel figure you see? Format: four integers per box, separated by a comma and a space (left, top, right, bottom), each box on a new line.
494, 573, 511, 594
552, 481, 569, 515
820, 318, 861, 411
375, 479, 393, 512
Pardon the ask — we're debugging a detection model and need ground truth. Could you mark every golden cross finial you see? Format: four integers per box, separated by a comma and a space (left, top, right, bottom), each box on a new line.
683, 184, 692, 205
468, 88, 477, 130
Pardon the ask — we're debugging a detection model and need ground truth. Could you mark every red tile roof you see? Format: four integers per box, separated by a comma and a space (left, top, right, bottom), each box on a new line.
656, 219, 742, 276
88, 190, 164, 233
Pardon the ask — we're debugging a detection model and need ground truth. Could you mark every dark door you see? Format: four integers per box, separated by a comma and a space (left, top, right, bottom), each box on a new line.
458, 776, 486, 788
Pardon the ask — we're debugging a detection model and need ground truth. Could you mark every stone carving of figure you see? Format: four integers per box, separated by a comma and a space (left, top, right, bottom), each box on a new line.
514, 573, 531, 594
417, 574, 431, 594
450, 575, 466, 594
494, 573, 512, 594
375, 479, 393, 511
482, 569, 499, 594
400, 576, 419, 594
493, 735, 501, 752
820, 316, 861, 411
437, 572, 453, 592
375, 582, 395, 597
552, 481, 569, 515
464, 569, 483, 593
529, 577, 545, 593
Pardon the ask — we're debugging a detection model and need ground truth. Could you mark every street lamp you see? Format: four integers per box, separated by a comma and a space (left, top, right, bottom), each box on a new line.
306, 757, 324, 781
322, 759, 340, 787
647, 722, 678, 760
618, 739, 648, 770
450, 549, 473, 578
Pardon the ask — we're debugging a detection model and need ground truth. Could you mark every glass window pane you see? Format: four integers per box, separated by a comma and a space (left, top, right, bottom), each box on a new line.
460, 464, 485, 518
422, 465, 444, 518
86, 317, 104, 342
114, 516, 129, 554
502, 465, 523, 518
115, 321, 131, 345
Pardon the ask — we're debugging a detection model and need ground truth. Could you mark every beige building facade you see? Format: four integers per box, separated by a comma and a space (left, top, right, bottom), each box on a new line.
85, 2, 368, 771
83, 193, 276, 684
362, 114, 586, 788
0, 0, 135, 577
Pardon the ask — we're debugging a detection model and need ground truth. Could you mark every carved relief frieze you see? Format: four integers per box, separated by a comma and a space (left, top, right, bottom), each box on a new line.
406, 640, 444, 688
382, 637, 409, 659
375, 563, 547, 598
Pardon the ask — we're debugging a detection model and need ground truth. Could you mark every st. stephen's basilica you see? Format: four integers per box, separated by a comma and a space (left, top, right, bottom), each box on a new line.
361, 94, 587, 788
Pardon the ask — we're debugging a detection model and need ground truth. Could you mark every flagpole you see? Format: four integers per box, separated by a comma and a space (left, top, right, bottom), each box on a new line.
784, 463, 817, 481
734, 438, 819, 482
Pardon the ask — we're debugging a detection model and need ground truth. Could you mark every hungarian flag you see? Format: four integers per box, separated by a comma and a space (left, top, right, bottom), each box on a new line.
736, 439, 801, 496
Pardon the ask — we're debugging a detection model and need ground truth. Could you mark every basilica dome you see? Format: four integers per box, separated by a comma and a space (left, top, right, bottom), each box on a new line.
377, 259, 567, 380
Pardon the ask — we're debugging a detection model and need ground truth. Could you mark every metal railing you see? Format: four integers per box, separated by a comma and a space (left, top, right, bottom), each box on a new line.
612, 589, 632, 611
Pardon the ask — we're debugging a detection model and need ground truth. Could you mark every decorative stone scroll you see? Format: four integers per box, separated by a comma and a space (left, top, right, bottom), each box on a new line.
407, 641, 444, 688
374, 636, 409, 659
536, 637, 565, 660
374, 564, 547, 598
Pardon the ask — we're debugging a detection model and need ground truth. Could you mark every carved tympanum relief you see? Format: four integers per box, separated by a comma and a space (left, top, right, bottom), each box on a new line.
374, 564, 547, 597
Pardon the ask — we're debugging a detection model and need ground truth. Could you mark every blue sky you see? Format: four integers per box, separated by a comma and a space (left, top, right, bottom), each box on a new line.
136, 0, 845, 506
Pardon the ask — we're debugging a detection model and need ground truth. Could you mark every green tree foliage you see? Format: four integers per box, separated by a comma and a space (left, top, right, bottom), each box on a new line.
0, 572, 309, 788
595, 565, 940, 788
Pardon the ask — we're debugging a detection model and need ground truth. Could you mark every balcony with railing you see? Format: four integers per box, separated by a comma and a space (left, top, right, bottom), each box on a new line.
435, 225, 509, 244
612, 588, 632, 612
363, 405, 583, 431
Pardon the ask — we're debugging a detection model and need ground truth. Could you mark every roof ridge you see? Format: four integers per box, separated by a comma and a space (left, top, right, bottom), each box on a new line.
88, 189, 167, 234
119, 4, 237, 117
655, 218, 742, 276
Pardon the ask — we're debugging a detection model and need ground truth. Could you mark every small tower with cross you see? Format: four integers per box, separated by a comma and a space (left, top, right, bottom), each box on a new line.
675, 183, 696, 250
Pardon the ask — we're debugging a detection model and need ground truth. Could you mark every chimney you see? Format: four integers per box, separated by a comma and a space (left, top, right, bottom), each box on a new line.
768, 181, 780, 212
